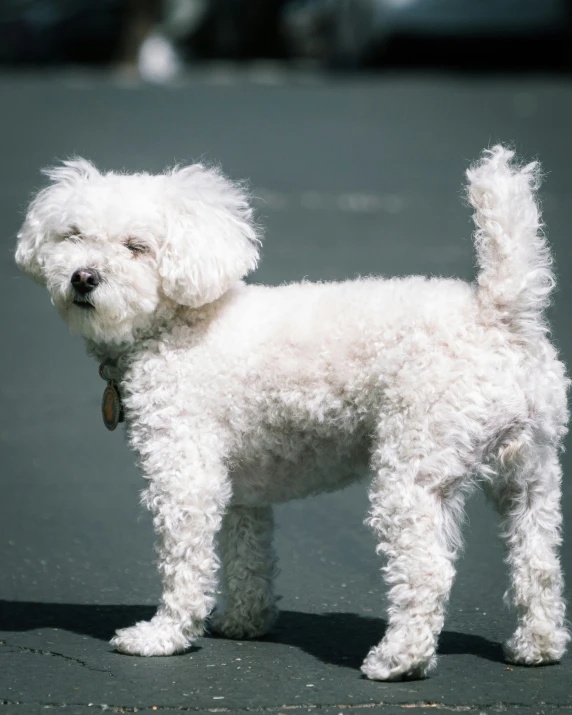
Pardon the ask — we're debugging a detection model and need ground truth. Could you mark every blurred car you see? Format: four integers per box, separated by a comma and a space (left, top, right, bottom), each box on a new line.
282, 0, 571, 66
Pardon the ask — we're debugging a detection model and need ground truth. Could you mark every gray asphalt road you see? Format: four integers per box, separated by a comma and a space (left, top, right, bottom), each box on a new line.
1, 69, 572, 715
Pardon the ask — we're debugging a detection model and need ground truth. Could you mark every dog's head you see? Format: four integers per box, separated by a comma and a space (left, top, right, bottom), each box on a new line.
16, 159, 260, 345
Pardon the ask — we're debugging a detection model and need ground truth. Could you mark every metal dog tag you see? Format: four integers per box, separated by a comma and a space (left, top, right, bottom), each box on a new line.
101, 380, 124, 431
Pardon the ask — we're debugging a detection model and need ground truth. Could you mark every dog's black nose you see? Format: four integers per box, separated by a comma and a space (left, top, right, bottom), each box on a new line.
71, 268, 100, 294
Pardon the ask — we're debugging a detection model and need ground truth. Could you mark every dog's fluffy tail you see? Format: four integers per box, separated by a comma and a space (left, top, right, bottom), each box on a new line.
467, 145, 555, 341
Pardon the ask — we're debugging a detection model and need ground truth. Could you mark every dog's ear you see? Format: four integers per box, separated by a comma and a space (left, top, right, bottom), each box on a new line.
159, 164, 260, 308
15, 158, 100, 284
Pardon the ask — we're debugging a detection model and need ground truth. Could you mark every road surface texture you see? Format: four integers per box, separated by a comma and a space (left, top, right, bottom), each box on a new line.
1, 68, 571, 715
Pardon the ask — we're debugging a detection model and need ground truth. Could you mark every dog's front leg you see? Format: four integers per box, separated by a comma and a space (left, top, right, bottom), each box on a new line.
111, 441, 231, 656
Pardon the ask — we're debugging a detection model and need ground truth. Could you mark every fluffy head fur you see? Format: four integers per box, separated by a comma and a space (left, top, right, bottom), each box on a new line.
16, 158, 260, 345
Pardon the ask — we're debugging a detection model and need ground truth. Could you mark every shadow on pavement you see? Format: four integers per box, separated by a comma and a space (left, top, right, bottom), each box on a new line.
0, 601, 505, 668
267, 610, 505, 669
0, 601, 156, 642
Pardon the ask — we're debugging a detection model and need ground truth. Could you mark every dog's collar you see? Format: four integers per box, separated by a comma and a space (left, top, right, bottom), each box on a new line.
99, 360, 124, 431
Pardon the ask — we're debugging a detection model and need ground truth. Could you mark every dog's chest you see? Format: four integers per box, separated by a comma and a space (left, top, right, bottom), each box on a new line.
230, 428, 371, 506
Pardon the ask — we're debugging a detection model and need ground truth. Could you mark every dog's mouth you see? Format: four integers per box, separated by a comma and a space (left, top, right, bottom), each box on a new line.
72, 297, 95, 310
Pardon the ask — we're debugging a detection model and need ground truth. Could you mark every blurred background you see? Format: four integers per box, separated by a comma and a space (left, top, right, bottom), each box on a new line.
1, 0, 571, 77
2, 1, 572, 710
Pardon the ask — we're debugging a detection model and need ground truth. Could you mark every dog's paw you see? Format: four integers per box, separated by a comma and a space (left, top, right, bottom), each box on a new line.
111, 619, 191, 656
361, 646, 435, 682
209, 607, 277, 640
504, 626, 570, 666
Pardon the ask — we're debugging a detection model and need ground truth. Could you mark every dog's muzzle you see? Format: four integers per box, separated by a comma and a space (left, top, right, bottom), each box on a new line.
71, 267, 99, 309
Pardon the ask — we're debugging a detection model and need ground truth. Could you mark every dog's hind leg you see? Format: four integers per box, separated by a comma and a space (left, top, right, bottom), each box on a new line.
362, 415, 468, 681
487, 440, 569, 665
210, 504, 278, 639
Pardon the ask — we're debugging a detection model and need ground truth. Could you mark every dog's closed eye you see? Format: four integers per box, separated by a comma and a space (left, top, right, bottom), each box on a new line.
124, 237, 149, 256
61, 225, 81, 239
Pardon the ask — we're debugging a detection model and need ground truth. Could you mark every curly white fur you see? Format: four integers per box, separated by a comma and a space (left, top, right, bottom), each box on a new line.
16, 146, 569, 680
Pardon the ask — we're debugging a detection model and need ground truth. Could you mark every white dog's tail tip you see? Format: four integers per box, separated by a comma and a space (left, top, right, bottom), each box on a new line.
467, 145, 554, 341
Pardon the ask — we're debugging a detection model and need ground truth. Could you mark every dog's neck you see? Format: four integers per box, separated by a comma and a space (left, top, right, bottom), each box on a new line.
84, 286, 240, 381
84, 304, 180, 374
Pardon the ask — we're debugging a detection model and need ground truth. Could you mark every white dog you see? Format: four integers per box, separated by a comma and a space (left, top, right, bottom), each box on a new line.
15, 146, 569, 681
